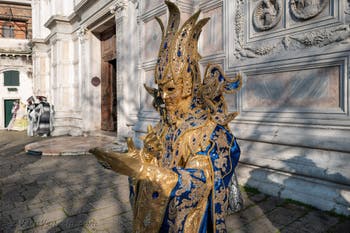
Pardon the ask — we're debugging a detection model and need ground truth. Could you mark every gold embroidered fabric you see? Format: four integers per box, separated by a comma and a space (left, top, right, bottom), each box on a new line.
89, 1, 242, 232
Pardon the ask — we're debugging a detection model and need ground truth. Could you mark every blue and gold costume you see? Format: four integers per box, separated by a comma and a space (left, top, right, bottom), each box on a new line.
91, 1, 242, 232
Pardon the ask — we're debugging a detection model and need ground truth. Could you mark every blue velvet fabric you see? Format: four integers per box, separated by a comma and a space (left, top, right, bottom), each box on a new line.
158, 125, 240, 232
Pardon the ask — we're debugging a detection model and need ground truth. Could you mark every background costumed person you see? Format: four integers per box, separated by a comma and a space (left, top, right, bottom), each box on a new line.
10, 101, 28, 131
90, 1, 242, 232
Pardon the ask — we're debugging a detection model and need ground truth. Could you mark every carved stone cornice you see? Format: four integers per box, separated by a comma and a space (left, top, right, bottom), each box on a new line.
44, 15, 70, 30
73, 0, 89, 12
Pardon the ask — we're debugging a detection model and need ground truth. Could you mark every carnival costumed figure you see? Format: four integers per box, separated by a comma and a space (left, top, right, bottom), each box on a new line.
11, 101, 28, 131
27, 96, 36, 136
90, 2, 242, 232
27, 96, 55, 137
35, 96, 54, 136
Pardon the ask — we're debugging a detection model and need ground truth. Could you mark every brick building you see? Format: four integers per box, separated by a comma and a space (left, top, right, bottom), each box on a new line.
0, 1, 32, 39
0, 0, 32, 129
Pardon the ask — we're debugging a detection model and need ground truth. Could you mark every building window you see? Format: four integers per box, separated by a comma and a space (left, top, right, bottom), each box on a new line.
2, 24, 14, 38
4, 70, 20, 86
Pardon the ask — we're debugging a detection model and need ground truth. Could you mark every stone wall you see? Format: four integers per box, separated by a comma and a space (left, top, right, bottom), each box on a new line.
225, 0, 350, 215
133, 0, 350, 215
31, 0, 350, 214
32, 0, 141, 136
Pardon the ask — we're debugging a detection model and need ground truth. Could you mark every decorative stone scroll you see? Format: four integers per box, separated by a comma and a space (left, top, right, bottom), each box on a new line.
290, 0, 328, 20
253, 0, 282, 31
289, 24, 350, 47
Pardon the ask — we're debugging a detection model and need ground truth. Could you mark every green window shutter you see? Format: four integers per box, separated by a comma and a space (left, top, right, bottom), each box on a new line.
4, 71, 20, 86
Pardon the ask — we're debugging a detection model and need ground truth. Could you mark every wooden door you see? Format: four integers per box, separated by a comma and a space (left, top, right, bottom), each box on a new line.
100, 27, 117, 131
4, 99, 18, 127
101, 60, 116, 131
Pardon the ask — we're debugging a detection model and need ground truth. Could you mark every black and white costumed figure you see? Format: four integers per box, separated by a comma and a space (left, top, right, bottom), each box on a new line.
27, 96, 54, 137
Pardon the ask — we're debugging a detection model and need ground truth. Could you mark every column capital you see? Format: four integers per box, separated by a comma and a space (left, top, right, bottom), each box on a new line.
110, 0, 127, 15
77, 26, 88, 41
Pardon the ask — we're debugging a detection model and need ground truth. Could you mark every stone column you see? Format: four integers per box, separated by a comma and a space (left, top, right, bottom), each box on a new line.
76, 26, 88, 133
110, 0, 140, 139
45, 16, 84, 136
31, 0, 51, 99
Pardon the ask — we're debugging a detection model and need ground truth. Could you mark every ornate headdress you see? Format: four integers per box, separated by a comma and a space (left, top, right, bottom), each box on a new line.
154, 1, 210, 97
146, 1, 242, 125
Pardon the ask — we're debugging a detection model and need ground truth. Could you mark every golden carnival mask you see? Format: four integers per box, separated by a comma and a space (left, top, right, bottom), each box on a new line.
145, 1, 242, 125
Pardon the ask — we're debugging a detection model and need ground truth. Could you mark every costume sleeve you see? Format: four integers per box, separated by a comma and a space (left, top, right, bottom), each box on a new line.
161, 125, 241, 233
208, 124, 241, 232
160, 155, 213, 233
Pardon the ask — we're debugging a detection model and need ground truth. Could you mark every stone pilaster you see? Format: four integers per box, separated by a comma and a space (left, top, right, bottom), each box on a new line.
111, 0, 139, 138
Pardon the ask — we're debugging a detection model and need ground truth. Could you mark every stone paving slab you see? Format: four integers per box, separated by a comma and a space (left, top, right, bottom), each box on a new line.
24, 136, 116, 156
280, 211, 339, 233
1, 130, 350, 233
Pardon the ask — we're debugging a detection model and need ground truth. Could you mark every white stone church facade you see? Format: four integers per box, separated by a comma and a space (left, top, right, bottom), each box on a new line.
31, 0, 350, 215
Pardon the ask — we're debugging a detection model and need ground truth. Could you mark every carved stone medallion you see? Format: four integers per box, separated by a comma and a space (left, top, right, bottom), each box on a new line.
253, 0, 282, 31
91, 76, 101, 86
290, 0, 328, 20
345, 0, 350, 15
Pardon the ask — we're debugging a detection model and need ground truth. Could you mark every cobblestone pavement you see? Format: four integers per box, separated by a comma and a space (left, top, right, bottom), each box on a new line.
1, 131, 349, 233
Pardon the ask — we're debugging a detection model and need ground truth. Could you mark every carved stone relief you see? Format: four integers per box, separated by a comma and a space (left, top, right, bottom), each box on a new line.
345, 0, 350, 15
233, 0, 349, 60
234, 0, 278, 59
288, 25, 350, 47
253, 0, 282, 31
290, 0, 328, 20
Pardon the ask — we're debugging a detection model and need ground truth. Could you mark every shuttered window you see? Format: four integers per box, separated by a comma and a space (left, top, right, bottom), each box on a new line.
4, 70, 20, 86
2, 24, 14, 38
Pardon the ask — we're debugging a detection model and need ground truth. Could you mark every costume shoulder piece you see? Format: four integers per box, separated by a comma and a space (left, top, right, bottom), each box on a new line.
201, 64, 242, 125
